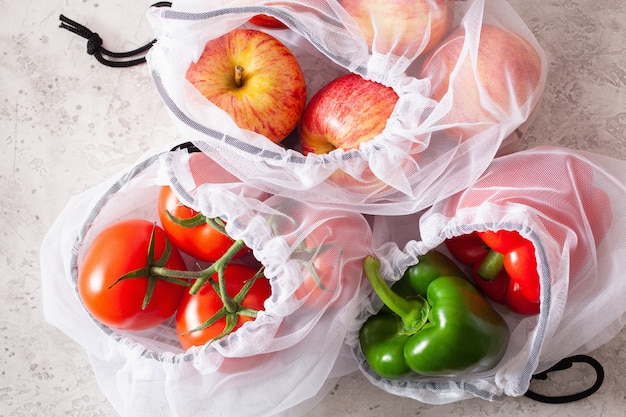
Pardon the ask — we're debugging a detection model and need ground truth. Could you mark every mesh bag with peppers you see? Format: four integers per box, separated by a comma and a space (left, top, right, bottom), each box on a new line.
145, 0, 547, 214
41, 145, 374, 417
349, 146, 626, 403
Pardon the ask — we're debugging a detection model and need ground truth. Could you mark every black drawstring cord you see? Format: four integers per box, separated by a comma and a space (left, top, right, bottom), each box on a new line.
58, 14, 152, 67
58, 2, 172, 68
524, 355, 604, 404
170, 142, 201, 153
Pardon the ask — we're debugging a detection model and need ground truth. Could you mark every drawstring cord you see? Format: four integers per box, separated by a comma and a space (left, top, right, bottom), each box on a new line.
58, 2, 172, 68
525, 355, 604, 404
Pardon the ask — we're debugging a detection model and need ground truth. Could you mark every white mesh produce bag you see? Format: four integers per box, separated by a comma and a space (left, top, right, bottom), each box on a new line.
145, 0, 547, 214
41, 144, 374, 417
348, 146, 626, 403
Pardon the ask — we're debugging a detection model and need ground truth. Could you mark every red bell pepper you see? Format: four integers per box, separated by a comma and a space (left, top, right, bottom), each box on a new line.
445, 230, 540, 315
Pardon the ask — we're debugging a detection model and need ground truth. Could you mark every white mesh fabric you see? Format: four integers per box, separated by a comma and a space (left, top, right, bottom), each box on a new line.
347, 146, 626, 403
145, 0, 547, 214
41, 145, 375, 417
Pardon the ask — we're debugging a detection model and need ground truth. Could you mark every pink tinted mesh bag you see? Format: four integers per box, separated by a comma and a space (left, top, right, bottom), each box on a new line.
348, 146, 626, 403
146, 0, 547, 214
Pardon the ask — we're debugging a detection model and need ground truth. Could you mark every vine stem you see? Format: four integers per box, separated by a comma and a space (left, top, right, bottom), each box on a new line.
150, 238, 248, 296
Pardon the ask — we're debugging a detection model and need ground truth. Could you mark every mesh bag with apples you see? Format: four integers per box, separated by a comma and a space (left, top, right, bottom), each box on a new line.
146, 0, 547, 214
347, 146, 626, 403
41, 144, 375, 417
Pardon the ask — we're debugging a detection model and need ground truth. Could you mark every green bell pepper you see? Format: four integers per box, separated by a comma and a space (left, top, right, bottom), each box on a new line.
359, 251, 509, 379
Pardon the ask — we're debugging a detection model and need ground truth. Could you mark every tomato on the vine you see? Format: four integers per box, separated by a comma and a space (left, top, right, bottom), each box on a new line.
294, 228, 341, 308
157, 185, 247, 262
176, 264, 271, 350
77, 219, 188, 331
294, 247, 339, 307
294, 215, 367, 308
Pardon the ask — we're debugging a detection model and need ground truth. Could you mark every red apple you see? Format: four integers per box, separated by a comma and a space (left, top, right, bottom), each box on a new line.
186, 29, 306, 144
248, 14, 288, 29
340, 0, 453, 56
299, 73, 398, 153
419, 24, 543, 139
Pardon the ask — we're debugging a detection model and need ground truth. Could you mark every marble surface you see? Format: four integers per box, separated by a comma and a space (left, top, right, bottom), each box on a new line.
1, 0, 625, 416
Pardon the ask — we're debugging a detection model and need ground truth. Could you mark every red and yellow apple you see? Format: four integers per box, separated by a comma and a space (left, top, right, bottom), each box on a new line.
419, 24, 543, 139
339, 0, 453, 56
299, 73, 399, 154
186, 29, 306, 144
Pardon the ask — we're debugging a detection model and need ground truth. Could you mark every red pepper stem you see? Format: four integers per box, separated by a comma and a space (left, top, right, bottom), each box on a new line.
363, 256, 428, 334
477, 249, 505, 281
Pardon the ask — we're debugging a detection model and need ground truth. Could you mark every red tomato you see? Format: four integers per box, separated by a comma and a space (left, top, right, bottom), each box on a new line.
294, 215, 367, 308
176, 264, 271, 350
77, 219, 188, 330
157, 185, 247, 262
294, 239, 341, 308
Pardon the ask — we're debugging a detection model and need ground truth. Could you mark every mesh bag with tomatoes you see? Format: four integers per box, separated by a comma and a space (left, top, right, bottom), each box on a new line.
145, 0, 547, 215
41, 144, 375, 417
347, 146, 626, 403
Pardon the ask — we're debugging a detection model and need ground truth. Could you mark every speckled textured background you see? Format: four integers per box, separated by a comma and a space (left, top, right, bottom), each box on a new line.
1, 1, 625, 416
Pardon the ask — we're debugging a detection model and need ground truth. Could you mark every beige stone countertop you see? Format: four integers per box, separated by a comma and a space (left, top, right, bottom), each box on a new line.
1, 0, 625, 416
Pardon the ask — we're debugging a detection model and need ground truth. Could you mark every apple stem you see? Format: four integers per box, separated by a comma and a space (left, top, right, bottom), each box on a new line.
234, 65, 244, 87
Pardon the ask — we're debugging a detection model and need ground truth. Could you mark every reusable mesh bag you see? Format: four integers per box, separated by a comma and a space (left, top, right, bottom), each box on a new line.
145, 0, 547, 214
347, 146, 626, 404
41, 144, 375, 417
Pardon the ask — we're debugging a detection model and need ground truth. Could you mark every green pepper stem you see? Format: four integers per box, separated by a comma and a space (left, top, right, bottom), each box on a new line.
477, 250, 504, 281
363, 256, 429, 334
